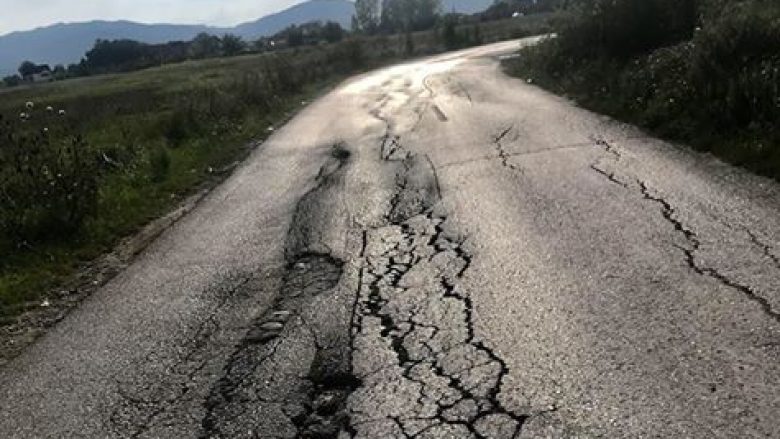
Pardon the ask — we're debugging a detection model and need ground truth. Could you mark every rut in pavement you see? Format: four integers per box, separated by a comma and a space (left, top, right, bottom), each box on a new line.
346, 119, 529, 438
199, 145, 360, 438
199, 254, 354, 438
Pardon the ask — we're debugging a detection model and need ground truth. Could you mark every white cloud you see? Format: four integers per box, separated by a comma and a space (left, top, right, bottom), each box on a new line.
0, 0, 312, 35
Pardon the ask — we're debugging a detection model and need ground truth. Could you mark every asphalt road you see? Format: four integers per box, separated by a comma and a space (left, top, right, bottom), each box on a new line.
1, 39, 779, 438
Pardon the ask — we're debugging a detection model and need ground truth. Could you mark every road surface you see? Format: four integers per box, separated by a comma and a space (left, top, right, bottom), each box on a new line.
1, 39, 779, 438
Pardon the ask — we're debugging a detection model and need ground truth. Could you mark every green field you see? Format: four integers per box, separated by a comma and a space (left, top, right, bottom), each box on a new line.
0, 51, 344, 321
0, 17, 551, 322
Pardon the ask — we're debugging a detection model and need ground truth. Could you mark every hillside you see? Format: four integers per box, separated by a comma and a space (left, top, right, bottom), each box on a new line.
233, 0, 354, 39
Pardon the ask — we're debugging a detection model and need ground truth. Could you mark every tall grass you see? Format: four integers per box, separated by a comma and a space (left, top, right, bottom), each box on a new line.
508, 0, 780, 178
0, 47, 366, 318
0, 109, 99, 245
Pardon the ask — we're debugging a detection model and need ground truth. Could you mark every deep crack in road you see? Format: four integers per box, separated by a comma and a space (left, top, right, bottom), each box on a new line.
1, 38, 779, 438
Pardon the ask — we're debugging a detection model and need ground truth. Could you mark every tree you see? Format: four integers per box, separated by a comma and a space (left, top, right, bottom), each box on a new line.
322, 22, 345, 43
84, 39, 151, 73
151, 41, 190, 64
354, 0, 380, 34
442, 14, 462, 49
480, 0, 562, 21
404, 31, 415, 55
2, 74, 21, 87
286, 26, 305, 47
221, 34, 246, 56
190, 33, 222, 59
413, 0, 441, 30
352, 15, 360, 33
52, 64, 67, 80
559, 0, 700, 60
381, 0, 441, 33
18, 60, 37, 77
67, 61, 88, 77
472, 24, 483, 45
380, 0, 406, 32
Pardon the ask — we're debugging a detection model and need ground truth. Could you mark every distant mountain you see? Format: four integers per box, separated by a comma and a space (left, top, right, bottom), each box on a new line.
233, 0, 354, 39
0, 0, 496, 76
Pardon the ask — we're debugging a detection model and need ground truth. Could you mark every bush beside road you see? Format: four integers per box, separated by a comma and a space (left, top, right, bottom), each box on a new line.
507, 0, 780, 180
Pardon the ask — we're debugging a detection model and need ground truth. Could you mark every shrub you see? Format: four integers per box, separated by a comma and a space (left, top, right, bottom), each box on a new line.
512, 0, 780, 179
556, 0, 700, 61
404, 32, 415, 56
442, 15, 462, 50
691, 1, 780, 130
148, 144, 171, 183
0, 108, 101, 245
165, 107, 199, 147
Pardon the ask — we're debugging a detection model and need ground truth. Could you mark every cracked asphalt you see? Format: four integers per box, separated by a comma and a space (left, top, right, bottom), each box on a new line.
1, 38, 779, 438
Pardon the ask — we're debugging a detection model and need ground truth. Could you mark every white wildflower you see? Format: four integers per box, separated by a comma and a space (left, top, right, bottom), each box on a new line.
25, 101, 34, 110
58, 109, 66, 116
46, 106, 54, 112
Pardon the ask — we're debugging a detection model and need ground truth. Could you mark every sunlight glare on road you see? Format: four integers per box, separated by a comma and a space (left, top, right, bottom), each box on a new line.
341, 58, 464, 94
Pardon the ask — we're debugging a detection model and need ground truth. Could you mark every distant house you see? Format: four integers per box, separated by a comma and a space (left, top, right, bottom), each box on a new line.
24, 65, 53, 83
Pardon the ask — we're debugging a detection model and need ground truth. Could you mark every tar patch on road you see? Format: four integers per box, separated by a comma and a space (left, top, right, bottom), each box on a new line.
199, 254, 355, 438
199, 145, 361, 438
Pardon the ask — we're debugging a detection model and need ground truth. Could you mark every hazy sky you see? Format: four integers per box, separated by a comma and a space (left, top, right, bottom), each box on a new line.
0, 0, 317, 35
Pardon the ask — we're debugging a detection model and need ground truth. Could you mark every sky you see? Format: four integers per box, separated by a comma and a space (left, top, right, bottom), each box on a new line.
0, 0, 317, 36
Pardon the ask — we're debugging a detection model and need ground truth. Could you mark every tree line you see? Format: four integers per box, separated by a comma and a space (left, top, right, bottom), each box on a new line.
352, 0, 560, 34
2, 21, 347, 87
353, 0, 441, 34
